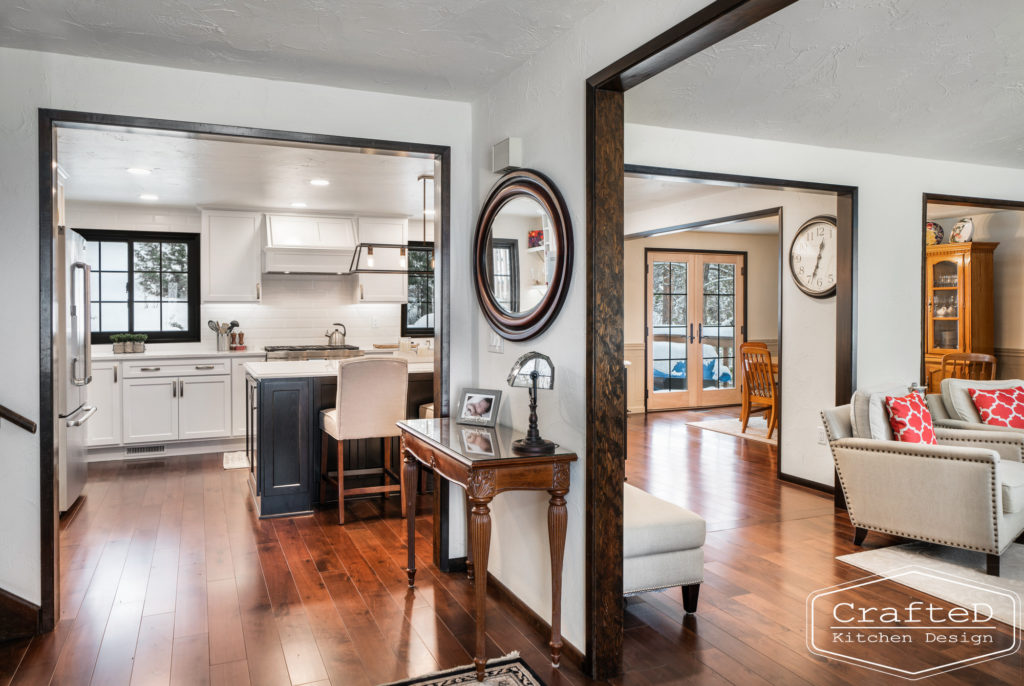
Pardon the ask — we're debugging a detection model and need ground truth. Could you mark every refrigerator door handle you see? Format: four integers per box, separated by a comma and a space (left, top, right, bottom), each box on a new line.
65, 405, 97, 428
70, 261, 93, 386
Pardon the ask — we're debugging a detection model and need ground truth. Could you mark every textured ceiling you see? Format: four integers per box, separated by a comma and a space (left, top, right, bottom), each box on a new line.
57, 125, 435, 214
0, 0, 605, 99
626, 0, 1024, 168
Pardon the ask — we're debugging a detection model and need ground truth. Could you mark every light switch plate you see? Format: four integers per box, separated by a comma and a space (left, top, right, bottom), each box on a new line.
488, 331, 504, 354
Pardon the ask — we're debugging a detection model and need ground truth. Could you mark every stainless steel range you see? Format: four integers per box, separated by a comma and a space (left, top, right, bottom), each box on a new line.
264, 344, 365, 361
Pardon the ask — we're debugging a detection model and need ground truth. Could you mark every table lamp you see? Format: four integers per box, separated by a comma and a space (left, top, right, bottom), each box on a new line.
507, 351, 556, 454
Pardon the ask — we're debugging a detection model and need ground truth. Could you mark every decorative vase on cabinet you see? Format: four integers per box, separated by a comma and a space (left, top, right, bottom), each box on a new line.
924, 242, 997, 392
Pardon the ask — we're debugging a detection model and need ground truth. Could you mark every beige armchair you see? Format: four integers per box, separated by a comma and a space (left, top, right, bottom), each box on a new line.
927, 377, 1024, 435
822, 393, 1024, 576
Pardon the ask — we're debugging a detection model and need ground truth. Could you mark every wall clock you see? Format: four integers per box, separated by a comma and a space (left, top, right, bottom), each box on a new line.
789, 215, 838, 298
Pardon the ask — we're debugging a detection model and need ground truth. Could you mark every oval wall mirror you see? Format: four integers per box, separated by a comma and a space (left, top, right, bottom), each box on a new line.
473, 169, 573, 341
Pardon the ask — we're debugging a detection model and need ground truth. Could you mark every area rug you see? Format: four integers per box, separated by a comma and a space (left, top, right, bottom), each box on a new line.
222, 451, 249, 470
382, 653, 545, 686
838, 542, 1024, 628
687, 416, 777, 446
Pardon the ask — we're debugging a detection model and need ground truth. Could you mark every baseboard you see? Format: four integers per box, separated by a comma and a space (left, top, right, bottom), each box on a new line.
442, 556, 467, 574
778, 472, 834, 495
486, 572, 585, 668
626, 405, 645, 414
0, 587, 39, 642
87, 437, 245, 462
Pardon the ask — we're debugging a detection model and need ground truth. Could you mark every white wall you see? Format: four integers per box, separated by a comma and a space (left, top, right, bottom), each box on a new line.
471, 0, 724, 653
0, 46, 474, 606
66, 201, 405, 349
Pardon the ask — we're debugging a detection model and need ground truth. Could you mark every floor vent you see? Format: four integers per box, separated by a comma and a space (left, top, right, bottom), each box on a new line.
125, 445, 165, 456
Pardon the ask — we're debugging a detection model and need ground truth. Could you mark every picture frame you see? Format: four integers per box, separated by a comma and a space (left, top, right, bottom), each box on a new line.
460, 427, 500, 457
528, 229, 544, 249
456, 387, 502, 427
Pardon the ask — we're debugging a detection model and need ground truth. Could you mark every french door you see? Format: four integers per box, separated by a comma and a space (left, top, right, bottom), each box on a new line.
646, 251, 745, 410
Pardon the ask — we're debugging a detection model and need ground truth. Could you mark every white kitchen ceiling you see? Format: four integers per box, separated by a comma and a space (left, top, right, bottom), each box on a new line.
626, 0, 1024, 169
57, 125, 436, 214
0, 0, 606, 100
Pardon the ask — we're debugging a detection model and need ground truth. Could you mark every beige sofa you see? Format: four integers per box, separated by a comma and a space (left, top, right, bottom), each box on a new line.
822, 385, 1024, 576
927, 377, 1024, 435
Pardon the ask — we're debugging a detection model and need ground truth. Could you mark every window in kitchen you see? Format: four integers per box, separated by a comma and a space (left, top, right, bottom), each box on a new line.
491, 238, 520, 312
401, 241, 435, 337
78, 229, 200, 343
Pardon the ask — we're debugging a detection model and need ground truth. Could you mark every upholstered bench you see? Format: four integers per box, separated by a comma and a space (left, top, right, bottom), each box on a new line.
623, 483, 706, 613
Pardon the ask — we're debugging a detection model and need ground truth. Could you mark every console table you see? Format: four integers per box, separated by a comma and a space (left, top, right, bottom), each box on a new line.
398, 418, 578, 681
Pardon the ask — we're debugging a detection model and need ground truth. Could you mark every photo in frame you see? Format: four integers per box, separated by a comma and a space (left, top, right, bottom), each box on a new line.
456, 387, 502, 427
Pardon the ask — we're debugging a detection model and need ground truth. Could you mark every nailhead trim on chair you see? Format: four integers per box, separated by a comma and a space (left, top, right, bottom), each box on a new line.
820, 412, 1006, 554
936, 433, 1024, 462
623, 577, 703, 597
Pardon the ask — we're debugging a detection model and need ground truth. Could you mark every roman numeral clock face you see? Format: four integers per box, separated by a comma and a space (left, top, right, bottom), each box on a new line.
789, 217, 838, 297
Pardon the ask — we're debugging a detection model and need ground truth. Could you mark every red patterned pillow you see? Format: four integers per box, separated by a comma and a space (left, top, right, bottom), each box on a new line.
885, 392, 937, 445
968, 386, 1024, 429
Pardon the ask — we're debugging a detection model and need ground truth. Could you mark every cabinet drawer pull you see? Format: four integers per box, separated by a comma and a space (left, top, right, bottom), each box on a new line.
172, 381, 177, 398
179, 380, 184, 397
113, 366, 118, 383
141, 367, 161, 372
195, 365, 215, 370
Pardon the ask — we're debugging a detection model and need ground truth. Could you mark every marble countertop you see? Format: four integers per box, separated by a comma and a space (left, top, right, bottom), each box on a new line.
93, 345, 266, 361
245, 358, 434, 379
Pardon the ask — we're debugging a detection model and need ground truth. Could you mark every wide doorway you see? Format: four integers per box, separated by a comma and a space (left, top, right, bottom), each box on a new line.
646, 250, 744, 409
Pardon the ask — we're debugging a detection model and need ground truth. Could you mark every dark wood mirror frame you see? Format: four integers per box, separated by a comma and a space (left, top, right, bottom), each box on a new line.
473, 169, 574, 340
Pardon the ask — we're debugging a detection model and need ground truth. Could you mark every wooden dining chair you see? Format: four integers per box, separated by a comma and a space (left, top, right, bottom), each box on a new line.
941, 353, 997, 382
740, 342, 778, 439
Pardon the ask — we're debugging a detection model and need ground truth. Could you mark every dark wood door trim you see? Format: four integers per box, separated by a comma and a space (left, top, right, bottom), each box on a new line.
585, 2, 847, 678
624, 205, 784, 241
38, 108, 453, 633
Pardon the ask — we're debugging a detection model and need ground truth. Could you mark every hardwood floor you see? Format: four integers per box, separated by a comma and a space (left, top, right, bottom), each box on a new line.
0, 409, 1020, 685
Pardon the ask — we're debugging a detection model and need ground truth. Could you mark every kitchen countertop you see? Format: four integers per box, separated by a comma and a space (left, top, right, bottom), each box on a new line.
93, 345, 267, 361
245, 358, 434, 379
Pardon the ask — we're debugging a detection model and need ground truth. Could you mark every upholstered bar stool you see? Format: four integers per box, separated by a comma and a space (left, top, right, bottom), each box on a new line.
319, 356, 408, 524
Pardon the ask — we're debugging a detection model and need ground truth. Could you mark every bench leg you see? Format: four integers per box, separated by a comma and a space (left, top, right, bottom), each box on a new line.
682, 584, 700, 614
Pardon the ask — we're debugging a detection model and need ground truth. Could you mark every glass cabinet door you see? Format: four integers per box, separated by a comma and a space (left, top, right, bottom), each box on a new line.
928, 257, 962, 353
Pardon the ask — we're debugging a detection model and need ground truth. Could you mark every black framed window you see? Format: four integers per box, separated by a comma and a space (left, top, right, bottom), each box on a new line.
491, 238, 519, 312
401, 241, 435, 337
78, 229, 200, 343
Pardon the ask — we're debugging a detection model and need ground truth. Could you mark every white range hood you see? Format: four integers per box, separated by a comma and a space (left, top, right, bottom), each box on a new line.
262, 213, 356, 274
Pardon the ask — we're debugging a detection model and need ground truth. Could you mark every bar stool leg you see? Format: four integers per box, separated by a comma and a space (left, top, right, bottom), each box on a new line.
382, 437, 392, 506
337, 439, 345, 525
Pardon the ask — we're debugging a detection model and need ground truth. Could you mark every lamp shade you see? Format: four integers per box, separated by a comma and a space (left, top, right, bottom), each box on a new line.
507, 351, 554, 389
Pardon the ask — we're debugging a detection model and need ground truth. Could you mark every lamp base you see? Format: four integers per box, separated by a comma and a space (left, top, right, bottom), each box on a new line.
512, 437, 557, 455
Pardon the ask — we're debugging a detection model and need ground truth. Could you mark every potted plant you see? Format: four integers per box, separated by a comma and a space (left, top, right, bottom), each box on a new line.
111, 334, 127, 354
131, 333, 147, 353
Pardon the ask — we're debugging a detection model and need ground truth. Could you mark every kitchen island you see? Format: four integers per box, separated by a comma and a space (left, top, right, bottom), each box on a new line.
244, 357, 435, 518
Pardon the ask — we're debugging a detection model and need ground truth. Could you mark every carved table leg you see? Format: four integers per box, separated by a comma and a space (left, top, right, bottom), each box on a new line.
465, 490, 475, 581
470, 496, 493, 681
548, 487, 568, 668
403, 439, 418, 588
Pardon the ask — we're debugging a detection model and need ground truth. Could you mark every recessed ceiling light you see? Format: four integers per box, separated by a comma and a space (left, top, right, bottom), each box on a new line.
139, 193, 159, 201
310, 179, 330, 187
291, 202, 307, 208
127, 168, 151, 175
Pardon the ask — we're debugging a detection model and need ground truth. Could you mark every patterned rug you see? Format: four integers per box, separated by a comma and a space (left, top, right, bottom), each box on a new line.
382, 654, 545, 686
222, 451, 249, 470
687, 416, 777, 446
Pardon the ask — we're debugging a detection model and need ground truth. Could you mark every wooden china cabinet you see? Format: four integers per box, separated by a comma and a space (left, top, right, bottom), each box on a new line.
924, 242, 997, 392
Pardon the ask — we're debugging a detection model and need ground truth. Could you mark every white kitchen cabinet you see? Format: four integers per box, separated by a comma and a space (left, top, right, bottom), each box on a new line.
202, 210, 262, 302
179, 376, 232, 440
123, 377, 179, 444
231, 359, 249, 437
354, 216, 409, 303
86, 362, 121, 447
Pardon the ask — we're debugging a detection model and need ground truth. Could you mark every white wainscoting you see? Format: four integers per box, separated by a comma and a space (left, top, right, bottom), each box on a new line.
995, 348, 1024, 380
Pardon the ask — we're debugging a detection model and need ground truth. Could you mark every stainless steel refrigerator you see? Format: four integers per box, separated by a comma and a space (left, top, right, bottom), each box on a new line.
57, 228, 94, 512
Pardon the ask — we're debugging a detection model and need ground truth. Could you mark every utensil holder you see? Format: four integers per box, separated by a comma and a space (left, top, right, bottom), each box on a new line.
217, 333, 229, 352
